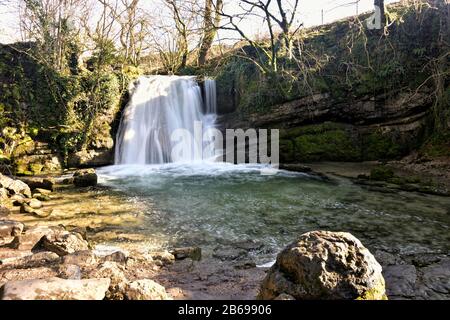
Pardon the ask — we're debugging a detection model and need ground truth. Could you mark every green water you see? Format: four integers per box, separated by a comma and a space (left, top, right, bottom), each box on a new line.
98, 163, 450, 263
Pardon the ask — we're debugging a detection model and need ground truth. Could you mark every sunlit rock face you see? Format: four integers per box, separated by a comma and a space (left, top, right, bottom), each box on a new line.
115, 76, 218, 164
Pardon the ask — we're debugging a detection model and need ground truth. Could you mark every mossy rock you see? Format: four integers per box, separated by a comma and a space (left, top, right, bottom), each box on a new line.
369, 166, 394, 181
287, 123, 362, 162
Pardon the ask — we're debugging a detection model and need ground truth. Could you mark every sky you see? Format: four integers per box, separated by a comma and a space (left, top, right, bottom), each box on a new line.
0, 0, 399, 44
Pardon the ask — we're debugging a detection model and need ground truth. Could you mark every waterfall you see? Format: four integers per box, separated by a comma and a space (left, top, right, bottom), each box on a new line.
115, 75, 218, 164
204, 78, 217, 114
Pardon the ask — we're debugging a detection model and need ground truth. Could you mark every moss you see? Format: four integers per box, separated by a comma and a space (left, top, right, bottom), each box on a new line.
370, 166, 395, 181
356, 281, 388, 300
285, 123, 362, 162
280, 139, 294, 163
363, 131, 404, 160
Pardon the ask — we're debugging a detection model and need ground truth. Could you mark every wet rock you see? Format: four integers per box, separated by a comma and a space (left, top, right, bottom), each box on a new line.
149, 250, 175, 265
38, 230, 89, 256
0, 173, 31, 198
10, 225, 64, 250
258, 231, 386, 300
421, 259, 450, 295
279, 164, 312, 173
234, 261, 257, 270
374, 250, 403, 266
383, 265, 417, 298
170, 247, 202, 261
0, 220, 24, 238
125, 279, 170, 300
0, 277, 110, 300
62, 250, 97, 266
213, 247, 247, 261
73, 169, 98, 188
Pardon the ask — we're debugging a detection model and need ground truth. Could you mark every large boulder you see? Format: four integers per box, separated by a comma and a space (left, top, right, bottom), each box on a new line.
38, 230, 89, 256
0, 173, 31, 198
0, 277, 110, 300
258, 231, 386, 300
73, 169, 98, 187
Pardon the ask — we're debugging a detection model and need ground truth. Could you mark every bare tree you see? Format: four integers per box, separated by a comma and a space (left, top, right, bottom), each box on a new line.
217, 0, 302, 73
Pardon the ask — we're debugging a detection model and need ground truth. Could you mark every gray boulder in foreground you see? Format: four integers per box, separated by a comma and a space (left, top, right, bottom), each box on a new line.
258, 231, 386, 300
1, 277, 110, 300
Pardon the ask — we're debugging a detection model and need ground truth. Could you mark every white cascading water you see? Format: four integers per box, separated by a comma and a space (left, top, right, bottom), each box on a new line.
114, 75, 218, 164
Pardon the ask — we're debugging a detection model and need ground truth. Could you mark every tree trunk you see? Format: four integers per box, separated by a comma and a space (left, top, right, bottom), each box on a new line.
198, 0, 223, 66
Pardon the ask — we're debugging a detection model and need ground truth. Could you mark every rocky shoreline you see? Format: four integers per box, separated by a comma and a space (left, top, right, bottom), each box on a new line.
1, 167, 450, 300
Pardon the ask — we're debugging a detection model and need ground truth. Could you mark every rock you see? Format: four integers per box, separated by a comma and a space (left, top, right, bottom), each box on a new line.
10, 225, 64, 250
258, 231, 386, 300
33, 193, 50, 202
374, 250, 403, 266
103, 251, 128, 264
274, 293, 295, 300
0, 187, 8, 201
32, 209, 52, 218
0, 173, 32, 198
29, 198, 42, 209
0, 205, 10, 217
213, 247, 247, 261
11, 194, 28, 206
170, 247, 202, 261
125, 279, 170, 300
383, 265, 417, 298
57, 264, 82, 280
73, 169, 98, 187
149, 250, 175, 265
0, 220, 24, 238
18, 177, 55, 191
62, 250, 97, 266
34, 188, 52, 195
67, 149, 114, 168
20, 203, 34, 214
0, 277, 110, 300
421, 259, 450, 295
279, 164, 312, 173
38, 230, 89, 256
0, 251, 60, 268
86, 261, 128, 300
